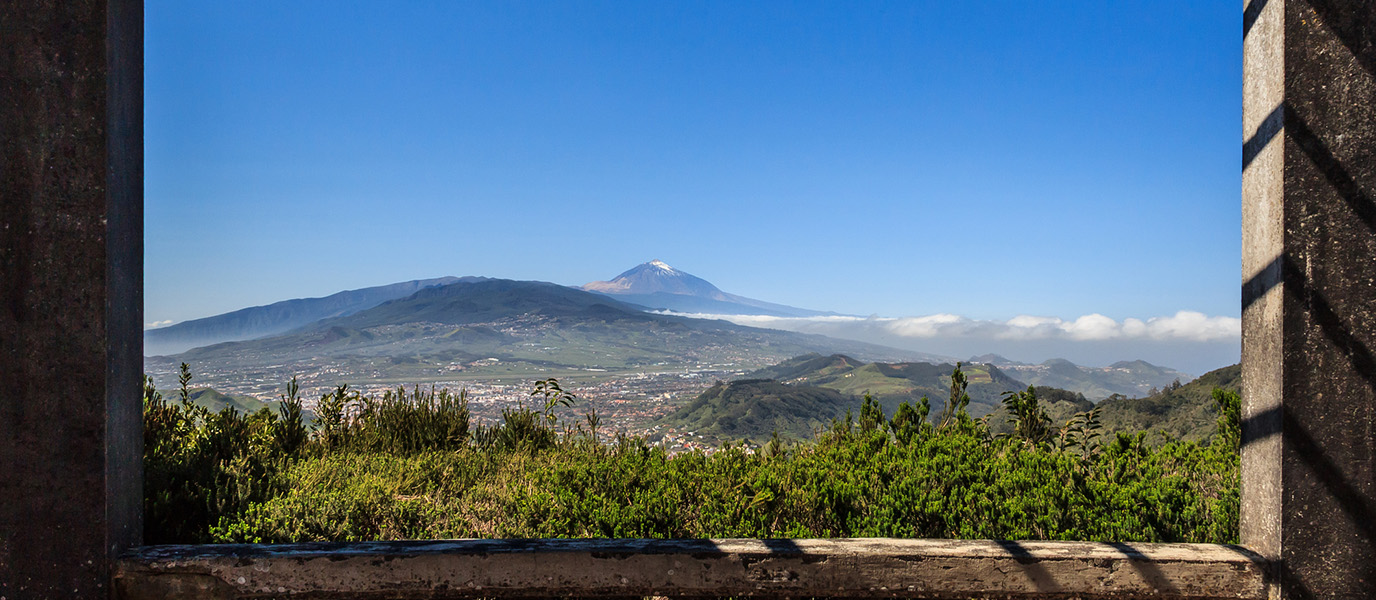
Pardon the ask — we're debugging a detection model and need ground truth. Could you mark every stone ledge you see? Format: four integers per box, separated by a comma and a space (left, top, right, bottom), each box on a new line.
115, 538, 1268, 599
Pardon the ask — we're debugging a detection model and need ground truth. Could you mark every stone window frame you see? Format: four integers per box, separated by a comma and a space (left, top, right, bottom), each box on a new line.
113, 3, 1280, 596
10, 0, 1376, 597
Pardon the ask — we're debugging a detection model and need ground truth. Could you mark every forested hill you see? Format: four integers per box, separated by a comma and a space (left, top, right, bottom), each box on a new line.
171, 387, 278, 414
747, 353, 1027, 418
658, 356, 1029, 443
660, 379, 854, 442
667, 356, 1243, 445
1095, 363, 1242, 442
989, 363, 1242, 443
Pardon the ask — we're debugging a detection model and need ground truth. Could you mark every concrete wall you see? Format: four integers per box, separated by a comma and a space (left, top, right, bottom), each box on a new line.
0, 1, 143, 598
1242, 0, 1376, 598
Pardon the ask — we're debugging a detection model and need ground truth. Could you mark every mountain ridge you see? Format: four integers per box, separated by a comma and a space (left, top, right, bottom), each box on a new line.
145, 276, 477, 355
152, 279, 927, 395
965, 354, 1191, 400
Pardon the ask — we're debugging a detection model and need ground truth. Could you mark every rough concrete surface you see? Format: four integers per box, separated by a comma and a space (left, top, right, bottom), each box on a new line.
115, 538, 1268, 600
0, 0, 142, 598
1242, 0, 1376, 598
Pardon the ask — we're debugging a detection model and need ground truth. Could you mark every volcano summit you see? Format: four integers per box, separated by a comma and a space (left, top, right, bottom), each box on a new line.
582, 260, 834, 318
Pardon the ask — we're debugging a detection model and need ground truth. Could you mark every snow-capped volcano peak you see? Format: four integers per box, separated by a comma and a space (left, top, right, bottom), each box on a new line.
582, 260, 723, 297
580, 260, 834, 318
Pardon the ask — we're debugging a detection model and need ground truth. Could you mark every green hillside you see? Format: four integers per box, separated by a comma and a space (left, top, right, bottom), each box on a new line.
182, 387, 275, 413
748, 354, 1027, 418
985, 365, 1241, 443
679, 356, 1242, 444
660, 379, 854, 442
659, 356, 1044, 443
1096, 364, 1242, 443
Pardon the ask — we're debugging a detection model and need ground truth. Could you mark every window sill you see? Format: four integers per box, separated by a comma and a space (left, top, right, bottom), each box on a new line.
115, 538, 1268, 599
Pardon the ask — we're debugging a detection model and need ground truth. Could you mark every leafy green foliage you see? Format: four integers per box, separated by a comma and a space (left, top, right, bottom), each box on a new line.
273, 377, 308, 457
1000, 386, 1052, 445
145, 365, 1241, 546
143, 367, 285, 544
1058, 405, 1105, 459
936, 363, 971, 428
887, 396, 930, 445
1212, 388, 1241, 452
858, 392, 885, 433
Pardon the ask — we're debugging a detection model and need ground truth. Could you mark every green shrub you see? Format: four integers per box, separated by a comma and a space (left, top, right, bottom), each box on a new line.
146, 369, 1240, 545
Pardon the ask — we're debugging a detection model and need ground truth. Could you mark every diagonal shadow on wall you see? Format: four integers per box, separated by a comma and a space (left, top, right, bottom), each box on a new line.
1304, 0, 1376, 82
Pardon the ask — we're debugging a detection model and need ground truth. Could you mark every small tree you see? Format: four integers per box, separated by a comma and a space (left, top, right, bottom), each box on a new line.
272, 376, 309, 457
530, 378, 578, 424
858, 392, 885, 433
937, 363, 971, 429
888, 396, 929, 445
1001, 385, 1052, 445
315, 384, 354, 450
177, 362, 194, 407
1059, 405, 1104, 459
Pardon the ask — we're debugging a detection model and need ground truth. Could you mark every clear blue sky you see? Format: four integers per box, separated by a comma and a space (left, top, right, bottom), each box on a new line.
147, 1, 1241, 335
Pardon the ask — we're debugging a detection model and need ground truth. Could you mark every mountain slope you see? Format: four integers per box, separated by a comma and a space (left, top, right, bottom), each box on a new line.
166, 387, 277, 414
661, 379, 855, 442
152, 279, 924, 393
145, 276, 475, 355
1095, 363, 1241, 442
747, 353, 1028, 418
583, 260, 832, 317
968, 355, 1193, 400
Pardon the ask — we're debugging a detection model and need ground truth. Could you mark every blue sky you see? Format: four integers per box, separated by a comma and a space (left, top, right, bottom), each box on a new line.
146, 1, 1241, 371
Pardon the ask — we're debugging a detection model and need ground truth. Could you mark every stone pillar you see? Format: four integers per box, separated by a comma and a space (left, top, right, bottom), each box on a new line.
0, 1, 143, 598
1242, 0, 1376, 598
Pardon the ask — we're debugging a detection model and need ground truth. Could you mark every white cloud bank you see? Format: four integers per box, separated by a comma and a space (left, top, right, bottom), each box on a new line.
657, 310, 1240, 344
655, 310, 1242, 375
144, 320, 175, 330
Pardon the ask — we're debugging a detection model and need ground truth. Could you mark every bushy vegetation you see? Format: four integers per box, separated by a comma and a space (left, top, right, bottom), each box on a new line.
145, 364, 1240, 545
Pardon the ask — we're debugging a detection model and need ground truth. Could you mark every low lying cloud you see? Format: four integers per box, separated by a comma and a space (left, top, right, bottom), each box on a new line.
144, 320, 175, 330
653, 309, 1241, 375
658, 310, 1240, 344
